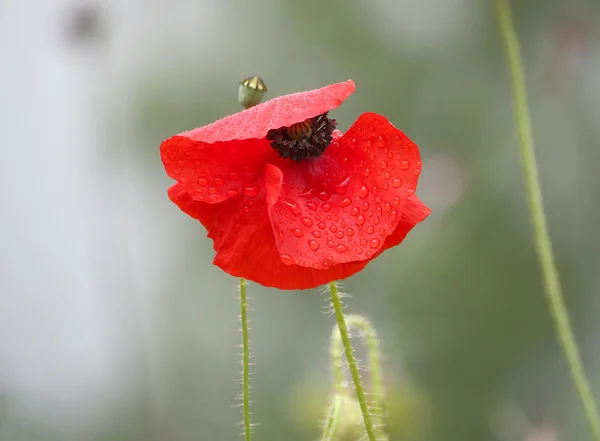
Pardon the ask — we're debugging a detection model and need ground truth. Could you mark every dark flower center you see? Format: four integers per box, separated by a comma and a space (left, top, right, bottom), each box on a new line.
266, 112, 337, 161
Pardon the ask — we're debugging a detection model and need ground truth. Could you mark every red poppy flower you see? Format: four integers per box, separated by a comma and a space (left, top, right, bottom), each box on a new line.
160, 80, 430, 290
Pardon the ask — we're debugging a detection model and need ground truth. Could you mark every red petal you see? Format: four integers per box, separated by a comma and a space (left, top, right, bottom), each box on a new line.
377, 195, 431, 255
170, 184, 369, 290
161, 136, 275, 204
178, 80, 355, 144
264, 113, 427, 268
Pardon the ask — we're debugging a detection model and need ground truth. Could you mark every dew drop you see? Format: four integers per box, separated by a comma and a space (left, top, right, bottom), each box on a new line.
407, 188, 415, 196
283, 199, 301, 215
365, 251, 373, 258
384, 171, 391, 179
362, 202, 369, 211
392, 178, 402, 188
358, 186, 369, 199
414, 168, 421, 175
291, 228, 303, 237
197, 177, 208, 186
400, 160, 410, 170
373, 217, 380, 225
336, 244, 347, 253
306, 201, 318, 211
226, 189, 239, 197
382, 182, 389, 190
244, 186, 260, 197
356, 215, 366, 226
322, 202, 332, 212
346, 228, 355, 236
391, 210, 398, 220
312, 230, 322, 238
384, 203, 392, 212
327, 240, 335, 248
338, 197, 352, 207
208, 187, 218, 195
380, 161, 388, 169
355, 247, 363, 254
214, 177, 224, 185
300, 217, 314, 227
350, 207, 360, 216
360, 239, 367, 246
281, 254, 294, 265
317, 222, 326, 229
299, 188, 316, 199
334, 176, 350, 194
308, 240, 320, 251
329, 225, 338, 233
367, 226, 375, 234
393, 196, 401, 206
363, 168, 371, 177
335, 231, 345, 239
375, 196, 382, 204
229, 172, 240, 180
317, 190, 330, 201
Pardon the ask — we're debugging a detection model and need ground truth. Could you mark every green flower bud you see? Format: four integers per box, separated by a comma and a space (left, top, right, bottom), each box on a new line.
238, 76, 267, 109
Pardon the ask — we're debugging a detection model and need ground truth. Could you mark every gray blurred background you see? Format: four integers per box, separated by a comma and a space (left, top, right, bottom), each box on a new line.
1, 0, 600, 440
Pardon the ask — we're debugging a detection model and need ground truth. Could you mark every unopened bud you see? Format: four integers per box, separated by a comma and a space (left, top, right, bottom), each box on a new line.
239, 76, 267, 109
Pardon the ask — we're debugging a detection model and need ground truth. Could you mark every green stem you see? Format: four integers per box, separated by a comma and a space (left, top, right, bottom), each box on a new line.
330, 315, 385, 428
239, 278, 252, 441
494, 1, 600, 439
328, 282, 377, 441
320, 394, 342, 441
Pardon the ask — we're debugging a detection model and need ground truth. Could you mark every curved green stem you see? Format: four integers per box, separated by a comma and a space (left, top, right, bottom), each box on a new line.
239, 278, 252, 441
320, 394, 343, 441
494, 1, 600, 439
328, 282, 377, 441
330, 315, 385, 428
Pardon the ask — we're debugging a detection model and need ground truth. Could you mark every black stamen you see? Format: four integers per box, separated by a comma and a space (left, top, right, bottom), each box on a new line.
266, 112, 337, 161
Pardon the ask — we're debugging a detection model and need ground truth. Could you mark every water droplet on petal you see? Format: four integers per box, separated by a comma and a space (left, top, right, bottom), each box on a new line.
281, 254, 293, 265
379, 228, 386, 236
335, 231, 345, 239
306, 201, 318, 211
362, 202, 369, 211
244, 186, 260, 197
338, 197, 352, 207
367, 226, 374, 234
317, 190, 330, 201
299, 188, 316, 199
197, 177, 208, 186
355, 247, 363, 254
365, 251, 373, 258
358, 186, 369, 199
360, 239, 367, 246
363, 168, 371, 177
329, 225, 338, 233
327, 240, 335, 248
334, 176, 350, 194
300, 217, 314, 227
312, 230, 322, 238
414, 168, 421, 175
283, 199, 301, 215
346, 228, 355, 236
336, 244, 347, 253
308, 240, 320, 251
208, 187, 218, 195
382, 182, 389, 190
350, 207, 360, 216
384, 171, 391, 179
214, 177, 224, 185
356, 215, 365, 226
393, 196, 401, 206
317, 222, 326, 229
291, 228, 303, 237
407, 188, 415, 196
322, 202, 332, 212
227, 189, 239, 197
229, 172, 240, 180
400, 160, 410, 170
380, 161, 388, 169
373, 217, 380, 225
384, 202, 392, 212
392, 178, 402, 188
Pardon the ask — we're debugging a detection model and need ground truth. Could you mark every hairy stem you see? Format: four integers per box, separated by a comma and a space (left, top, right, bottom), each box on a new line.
330, 315, 385, 428
494, 1, 600, 439
239, 278, 252, 441
328, 282, 377, 441
320, 394, 342, 441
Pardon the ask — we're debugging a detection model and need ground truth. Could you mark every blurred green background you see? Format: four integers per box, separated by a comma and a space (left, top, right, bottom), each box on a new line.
2, 0, 600, 440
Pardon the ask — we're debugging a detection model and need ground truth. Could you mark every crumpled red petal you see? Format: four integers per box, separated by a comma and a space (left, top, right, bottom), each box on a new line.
178, 80, 355, 144
168, 182, 369, 289
264, 112, 427, 269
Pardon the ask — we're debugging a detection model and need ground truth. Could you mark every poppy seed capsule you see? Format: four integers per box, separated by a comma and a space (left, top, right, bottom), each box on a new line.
239, 76, 267, 109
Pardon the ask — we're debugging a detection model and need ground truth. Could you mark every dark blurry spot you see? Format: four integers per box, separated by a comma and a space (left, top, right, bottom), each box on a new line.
64, 3, 106, 46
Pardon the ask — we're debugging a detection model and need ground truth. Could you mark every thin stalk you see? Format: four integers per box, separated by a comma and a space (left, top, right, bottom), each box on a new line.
494, 1, 600, 439
328, 282, 377, 441
239, 278, 252, 441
